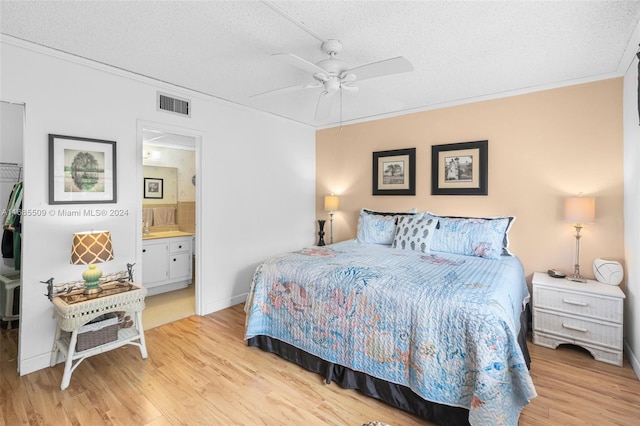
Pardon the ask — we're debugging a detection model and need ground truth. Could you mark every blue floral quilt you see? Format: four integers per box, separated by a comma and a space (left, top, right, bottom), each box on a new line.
245, 240, 537, 425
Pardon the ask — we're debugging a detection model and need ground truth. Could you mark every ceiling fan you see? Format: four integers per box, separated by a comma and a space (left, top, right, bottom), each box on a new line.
252, 39, 414, 121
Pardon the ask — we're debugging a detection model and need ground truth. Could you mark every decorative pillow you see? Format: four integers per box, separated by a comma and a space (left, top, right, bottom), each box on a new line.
356, 208, 418, 245
391, 215, 438, 253
426, 212, 515, 258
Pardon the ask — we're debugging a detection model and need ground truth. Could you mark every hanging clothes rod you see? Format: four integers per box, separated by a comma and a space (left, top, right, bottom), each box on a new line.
0, 162, 23, 182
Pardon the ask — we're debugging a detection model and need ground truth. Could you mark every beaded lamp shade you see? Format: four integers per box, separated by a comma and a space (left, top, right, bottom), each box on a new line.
71, 231, 113, 294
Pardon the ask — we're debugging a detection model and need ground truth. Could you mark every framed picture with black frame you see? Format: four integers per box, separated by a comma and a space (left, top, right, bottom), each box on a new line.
144, 178, 164, 199
372, 148, 416, 196
48, 134, 117, 204
431, 140, 488, 196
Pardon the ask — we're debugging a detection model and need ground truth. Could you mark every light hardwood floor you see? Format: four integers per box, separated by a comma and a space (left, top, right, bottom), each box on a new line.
142, 284, 195, 330
2, 304, 639, 425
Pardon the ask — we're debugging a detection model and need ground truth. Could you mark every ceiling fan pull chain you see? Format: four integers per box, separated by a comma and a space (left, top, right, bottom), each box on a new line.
340, 88, 343, 130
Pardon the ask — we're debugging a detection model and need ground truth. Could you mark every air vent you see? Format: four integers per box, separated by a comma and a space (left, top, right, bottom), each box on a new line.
157, 92, 191, 117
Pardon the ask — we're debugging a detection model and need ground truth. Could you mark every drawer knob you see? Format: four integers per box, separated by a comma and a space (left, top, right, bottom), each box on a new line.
178, 245, 182, 249
562, 298, 588, 307
562, 323, 588, 333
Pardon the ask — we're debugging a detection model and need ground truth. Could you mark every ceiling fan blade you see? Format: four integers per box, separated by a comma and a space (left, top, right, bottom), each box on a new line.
315, 91, 334, 121
273, 53, 327, 75
341, 84, 359, 93
249, 82, 319, 98
303, 82, 324, 89
341, 73, 356, 83
345, 56, 413, 82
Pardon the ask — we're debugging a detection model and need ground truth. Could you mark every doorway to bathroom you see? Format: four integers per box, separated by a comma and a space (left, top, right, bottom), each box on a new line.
138, 122, 200, 329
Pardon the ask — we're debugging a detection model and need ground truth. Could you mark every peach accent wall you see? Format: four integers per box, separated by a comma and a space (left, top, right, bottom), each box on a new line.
316, 79, 624, 284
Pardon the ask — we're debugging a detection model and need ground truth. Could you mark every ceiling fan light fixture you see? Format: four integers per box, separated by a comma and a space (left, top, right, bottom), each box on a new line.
325, 78, 341, 93
341, 73, 356, 82
313, 72, 329, 82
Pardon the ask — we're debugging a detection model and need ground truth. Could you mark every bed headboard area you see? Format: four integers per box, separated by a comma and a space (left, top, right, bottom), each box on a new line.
356, 208, 514, 259
315, 79, 625, 283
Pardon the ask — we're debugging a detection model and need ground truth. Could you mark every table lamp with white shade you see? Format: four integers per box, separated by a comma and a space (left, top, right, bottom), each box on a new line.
324, 193, 339, 244
564, 196, 595, 283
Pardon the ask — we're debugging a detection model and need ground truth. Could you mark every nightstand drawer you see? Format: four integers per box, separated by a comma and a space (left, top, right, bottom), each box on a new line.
533, 286, 622, 323
534, 309, 623, 350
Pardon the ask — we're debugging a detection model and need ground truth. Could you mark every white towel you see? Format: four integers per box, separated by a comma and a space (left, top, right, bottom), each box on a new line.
153, 207, 175, 226
142, 208, 154, 227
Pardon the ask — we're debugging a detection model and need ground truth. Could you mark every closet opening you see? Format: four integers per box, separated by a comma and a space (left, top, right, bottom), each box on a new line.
0, 101, 25, 363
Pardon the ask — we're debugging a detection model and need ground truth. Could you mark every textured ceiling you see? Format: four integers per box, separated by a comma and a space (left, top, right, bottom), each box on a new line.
2, 1, 640, 128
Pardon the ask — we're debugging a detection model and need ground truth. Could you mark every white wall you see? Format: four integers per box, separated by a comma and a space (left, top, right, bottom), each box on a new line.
623, 48, 640, 377
1, 36, 316, 375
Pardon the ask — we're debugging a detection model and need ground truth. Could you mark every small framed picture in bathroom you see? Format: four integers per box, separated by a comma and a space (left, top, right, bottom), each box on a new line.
144, 178, 163, 199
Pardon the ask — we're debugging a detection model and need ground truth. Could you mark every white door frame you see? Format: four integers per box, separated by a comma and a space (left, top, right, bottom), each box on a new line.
136, 119, 204, 316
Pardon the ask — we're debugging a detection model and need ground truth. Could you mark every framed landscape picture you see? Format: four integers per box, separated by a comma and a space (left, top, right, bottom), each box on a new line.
373, 148, 416, 196
48, 134, 117, 204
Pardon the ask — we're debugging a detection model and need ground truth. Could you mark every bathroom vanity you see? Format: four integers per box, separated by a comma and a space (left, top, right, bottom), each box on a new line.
142, 231, 194, 296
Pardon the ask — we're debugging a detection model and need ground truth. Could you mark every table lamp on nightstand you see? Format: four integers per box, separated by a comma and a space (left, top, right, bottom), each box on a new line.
71, 230, 114, 294
564, 196, 595, 283
324, 193, 339, 244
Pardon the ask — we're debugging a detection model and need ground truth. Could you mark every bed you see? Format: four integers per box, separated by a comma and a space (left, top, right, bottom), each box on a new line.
244, 210, 537, 425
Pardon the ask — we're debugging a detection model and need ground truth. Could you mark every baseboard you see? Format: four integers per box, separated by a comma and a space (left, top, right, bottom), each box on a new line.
19, 352, 53, 376
624, 339, 640, 380
204, 293, 247, 315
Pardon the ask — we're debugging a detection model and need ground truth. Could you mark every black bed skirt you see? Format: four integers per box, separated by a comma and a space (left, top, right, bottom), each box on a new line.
247, 307, 531, 426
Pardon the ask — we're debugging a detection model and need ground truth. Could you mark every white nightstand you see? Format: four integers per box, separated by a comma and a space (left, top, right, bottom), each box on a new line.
532, 272, 625, 366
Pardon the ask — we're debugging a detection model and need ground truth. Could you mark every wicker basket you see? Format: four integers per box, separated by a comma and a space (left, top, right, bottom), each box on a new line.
76, 313, 119, 351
